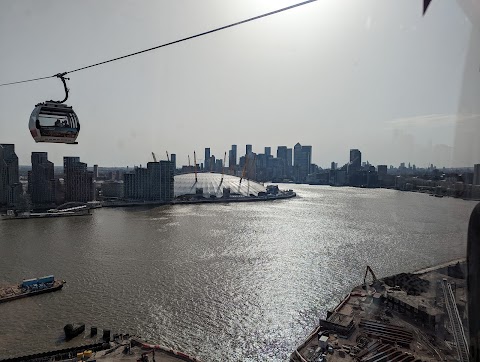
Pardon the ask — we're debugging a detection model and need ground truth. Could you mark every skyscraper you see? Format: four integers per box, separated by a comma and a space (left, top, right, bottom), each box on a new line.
30, 152, 55, 204
205, 148, 211, 170
170, 154, 177, 173
64, 157, 94, 202
246, 144, 252, 155
277, 146, 289, 178
264, 147, 271, 157
229, 145, 237, 167
293, 143, 312, 182
277, 146, 287, 162
0, 144, 21, 207
160, 161, 174, 201
349, 149, 362, 172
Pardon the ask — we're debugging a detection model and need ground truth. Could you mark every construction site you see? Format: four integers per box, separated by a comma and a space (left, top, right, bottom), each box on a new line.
291, 260, 469, 362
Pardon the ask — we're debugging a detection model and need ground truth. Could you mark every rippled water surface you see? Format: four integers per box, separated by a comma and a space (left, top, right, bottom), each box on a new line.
0, 186, 475, 361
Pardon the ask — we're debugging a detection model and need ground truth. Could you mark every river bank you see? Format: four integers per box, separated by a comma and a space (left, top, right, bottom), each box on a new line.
291, 258, 467, 362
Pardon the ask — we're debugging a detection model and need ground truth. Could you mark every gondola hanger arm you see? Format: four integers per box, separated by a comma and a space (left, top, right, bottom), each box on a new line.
54, 73, 69, 103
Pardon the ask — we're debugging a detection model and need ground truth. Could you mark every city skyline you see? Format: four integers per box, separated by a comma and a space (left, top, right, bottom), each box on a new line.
5, 141, 471, 171
1, 1, 479, 168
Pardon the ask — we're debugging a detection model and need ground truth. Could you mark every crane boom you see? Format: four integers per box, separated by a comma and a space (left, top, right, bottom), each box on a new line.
217, 151, 227, 194
239, 154, 249, 186
363, 265, 377, 285
166, 151, 170, 161
151, 152, 157, 162
221, 152, 227, 179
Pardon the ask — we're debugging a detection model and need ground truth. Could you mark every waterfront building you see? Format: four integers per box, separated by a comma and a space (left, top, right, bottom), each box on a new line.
29, 152, 55, 204
349, 149, 362, 173
124, 166, 149, 200
246, 144, 252, 156
124, 160, 174, 202
0, 144, 22, 207
101, 181, 124, 198
474, 164, 480, 185
160, 161, 174, 201
64, 157, 94, 203
294, 143, 312, 182
93, 164, 99, 180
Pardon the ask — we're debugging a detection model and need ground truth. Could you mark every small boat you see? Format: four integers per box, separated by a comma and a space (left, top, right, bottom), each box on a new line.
0, 276, 65, 303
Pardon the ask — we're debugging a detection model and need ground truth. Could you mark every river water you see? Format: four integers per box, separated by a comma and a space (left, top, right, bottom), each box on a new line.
0, 186, 476, 361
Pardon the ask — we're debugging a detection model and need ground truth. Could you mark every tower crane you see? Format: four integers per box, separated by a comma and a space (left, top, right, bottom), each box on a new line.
151, 152, 157, 162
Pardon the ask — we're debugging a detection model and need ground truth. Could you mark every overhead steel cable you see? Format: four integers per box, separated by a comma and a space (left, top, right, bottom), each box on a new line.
0, 75, 55, 87
0, 0, 317, 87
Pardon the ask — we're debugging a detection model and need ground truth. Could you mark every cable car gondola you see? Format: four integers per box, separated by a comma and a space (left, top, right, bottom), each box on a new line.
28, 73, 80, 144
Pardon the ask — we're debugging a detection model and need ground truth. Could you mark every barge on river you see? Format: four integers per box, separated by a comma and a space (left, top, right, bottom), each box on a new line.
1, 205, 91, 220
0, 275, 65, 303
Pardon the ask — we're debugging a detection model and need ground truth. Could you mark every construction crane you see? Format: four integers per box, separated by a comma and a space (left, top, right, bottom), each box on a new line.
363, 265, 378, 286
151, 152, 157, 162
246, 153, 256, 195
166, 151, 170, 162
193, 151, 198, 183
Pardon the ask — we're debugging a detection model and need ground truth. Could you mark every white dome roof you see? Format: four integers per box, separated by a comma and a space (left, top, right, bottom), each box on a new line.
174, 172, 266, 197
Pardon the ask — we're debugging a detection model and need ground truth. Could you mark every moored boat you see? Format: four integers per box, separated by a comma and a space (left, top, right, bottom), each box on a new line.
0, 275, 65, 303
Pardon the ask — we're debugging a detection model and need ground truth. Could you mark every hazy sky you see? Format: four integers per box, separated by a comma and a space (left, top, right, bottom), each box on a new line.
0, 0, 479, 168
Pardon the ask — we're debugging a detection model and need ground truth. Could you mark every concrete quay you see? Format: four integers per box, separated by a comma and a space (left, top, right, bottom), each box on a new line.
102, 190, 296, 208
0, 336, 201, 362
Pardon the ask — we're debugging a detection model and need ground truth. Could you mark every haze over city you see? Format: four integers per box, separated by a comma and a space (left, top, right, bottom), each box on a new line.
1, 0, 479, 168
